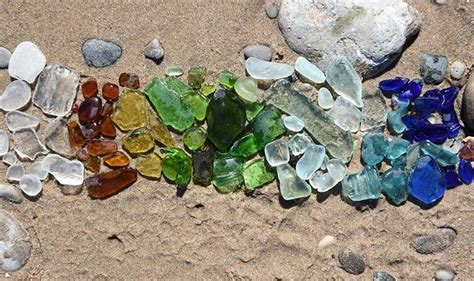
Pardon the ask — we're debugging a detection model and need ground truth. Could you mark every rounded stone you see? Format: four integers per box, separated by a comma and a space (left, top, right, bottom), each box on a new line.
0, 47, 11, 69
435, 269, 455, 281
265, 2, 279, 19
8, 41, 46, 83
462, 74, 474, 130
19, 174, 42, 197
420, 54, 448, 85
338, 249, 366, 275
144, 39, 164, 64
411, 227, 456, 254
243, 44, 272, 61
0, 210, 32, 272
81, 38, 122, 68
373, 272, 396, 281
450, 60, 466, 80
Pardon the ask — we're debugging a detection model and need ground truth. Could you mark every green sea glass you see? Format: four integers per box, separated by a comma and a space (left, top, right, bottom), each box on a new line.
111, 89, 147, 131
162, 148, 192, 186
183, 127, 207, 151
192, 145, 214, 187
187, 66, 207, 89
218, 70, 238, 90
245, 102, 264, 121
166, 77, 209, 121
234, 77, 258, 103
201, 83, 217, 96
252, 105, 285, 150
243, 159, 275, 191
212, 153, 244, 193
229, 133, 259, 158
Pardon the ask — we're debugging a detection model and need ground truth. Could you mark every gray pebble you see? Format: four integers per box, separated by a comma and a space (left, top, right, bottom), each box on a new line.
81, 38, 122, 68
0, 47, 11, 69
411, 227, 456, 254
243, 44, 272, 61
298, 83, 314, 92
420, 54, 448, 85
338, 249, 366, 275
450, 61, 466, 80
435, 268, 455, 281
144, 39, 164, 64
60, 184, 83, 195
265, 2, 279, 19
373, 271, 396, 281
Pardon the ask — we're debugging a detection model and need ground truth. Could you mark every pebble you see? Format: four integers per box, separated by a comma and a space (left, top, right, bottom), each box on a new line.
0, 184, 23, 203
0, 130, 9, 157
450, 60, 466, 80
3, 151, 17, 166
13, 128, 48, 161
0, 210, 32, 271
265, 2, 279, 19
60, 185, 83, 196
433, 0, 447, 5
5, 111, 40, 132
0, 47, 11, 69
0, 80, 32, 112
8, 41, 46, 83
373, 271, 396, 281
282, 115, 304, 132
317, 235, 336, 249
298, 83, 314, 92
435, 268, 455, 281
41, 154, 84, 186
338, 249, 366, 275
82, 38, 122, 68
243, 44, 273, 61
6, 164, 25, 182
411, 227, 456, 254
462, 73, 474, 130
420, 54, 448, 85
19, 174, 42, 197
245, 57, 294, 80
144, 39, 164, 64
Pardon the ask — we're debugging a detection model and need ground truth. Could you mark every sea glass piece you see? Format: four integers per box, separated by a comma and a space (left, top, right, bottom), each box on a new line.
378, 77, 409, 94
3, 152, 17, 166
252, 105, 285, 149
183, 127, 207, 151
67, 121, 86, 148
187, 66, 207, 89
27, 161, 49, 181
245, 102, 264, 121
145, 77, 194, 132
84, 156, 101, 173
234, 77, 258, 103
442, 166, 462, 188
245, 57, 294, 80
78, 97, 102, 123
0, 130, 9, 157
147, 107, 175, 147
218, 70, 238, 90
282, 115, 304, 132
243, 159, 275, 191
309, 171, 337, 193
264, 139, 290, 167
342, 166, 382, 202
166, 77, 209, 121
408, 155, 446, 205
136, 153, 162, 179
42, 154, 84, 185
100, 101, 113, 117
81, 122, 101, 140
5, 111, 39, 132
162, 148, 192, 186
81, 78, 98, 98
385, 138, 410, 160
13, 128, 48, 161
294, 56, 325, 84
45, 117, 75, 158
122, 129, 155, 155
19, 175, 42, 197
320, 154, 329, 170
119, 73, 140, 89
6, 164, 25, 182
206, 88, 246, 151
296, 144, 326, 180
459, 141, 474, 161
361, 131, 388, 166
86, 168, 138, 199
212, 153, 244, 193
458, 159, 473, 184
86, 139, 118, 156
329, 96, 363, 132
229, 134, 259, 158
111, 89, 148, 131
8, 41, 46, 83
165, 65, 184, 77
104, 151, 129, 168
287, 133, 313, 156
381, 167, 408, 205
327, 159, 347, 182
277, 163, 312, 201
318, 87, 334, 110
0, 80, 31, 111
33, 64, 79, 116
100, 116, 116, 138
201, 83, 217, 96
325, 56, 363, 108
192, 145, 214, 187
102, 82, 120, 101
387, 105, 408, 134
361, 89, 388, 132
420, 140, 460, 167
265, 80, 353, 162
405, 143, 422, 172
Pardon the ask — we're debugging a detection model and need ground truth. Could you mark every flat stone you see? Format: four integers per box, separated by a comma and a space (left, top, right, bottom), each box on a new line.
144, 39, 164, 64
278, 0, 421, 79
0, 130, 9, 157
338, 249, 366, 275
461, 74, 474, 130
282, 115, 304, 132
373, 272, 396, 281
41, 154, 84, 186
326, 56, 363, 107
318, 87, 334, 110
265, 2, 279, 19
33, 64, 79, 117
420, 54, 448, 85
13, 128, 48, 161
435, 269, 455, 281
0, 184, 23, 204
243, 45, 272, 62
45, 117, 75, 158
0, 47, 11, 69
5, 111, 39, 132
411, 228, 456, 254
0, 210, 32, 272
294, 56, 325, 84
111, 89, 148, 131
6, 164, 25, 182
245, 57, 294, 80
264, 139, 290, 167
0, 80, 31, 111
318, 235, 336, 249
296, 144, 325, 180
361, 89, 388, 132
8, 41, 46, 83
329, 96, 363, 132
287, 133, 313, 156
277, 163, 312, 201
19, 174, 42, 197
82, 38, 122, 68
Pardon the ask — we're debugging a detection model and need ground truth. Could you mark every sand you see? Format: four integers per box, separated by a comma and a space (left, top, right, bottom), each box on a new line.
0, 0, 473, 279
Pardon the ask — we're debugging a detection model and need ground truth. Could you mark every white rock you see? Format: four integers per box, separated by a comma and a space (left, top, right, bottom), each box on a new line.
41, 154, 84, 185
5, 111, 40, 132
278, 0, 421, 79
3, 151, 17, 166
294, 56, 325, 84
245, 57, 294, 80
318, 235, 336, 249
435, 269, 454, 281
0, 130, 9, 157
13, 128, 48, 161
19, 174, 42, 197
6, 164, 25, 182
450, 61, 466, 80
0, 80, 32, 111
8, 41, 46, 83
144, 39, 164, 64
283, 115, 305, 132
27, 161, 49, 181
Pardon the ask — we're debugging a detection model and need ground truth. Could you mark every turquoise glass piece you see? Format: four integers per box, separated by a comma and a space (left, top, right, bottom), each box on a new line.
405, 143, 422, 172
420, 140, 460, 167
212, 153, 244, 193
277, 163, 312, 201
251, 105, 285, 149
408, 155, 446, 205
342, 166, 382, 202
390, 155, 407, 168
385, 139, 410, 160
362, 131, 388, 166
381, 167, 408, 205
387, 105, 408, 134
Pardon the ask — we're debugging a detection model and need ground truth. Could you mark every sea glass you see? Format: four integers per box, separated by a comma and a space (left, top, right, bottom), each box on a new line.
86, 168, 138, 199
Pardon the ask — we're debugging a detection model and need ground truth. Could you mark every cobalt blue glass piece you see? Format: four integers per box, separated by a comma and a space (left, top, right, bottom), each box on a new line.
402, 130, 415, 144
423, 88, 441, 98
439, 86, 459, 110
379, 77, 409, 94
402, 117, 449, 144
458, 159, 473, 184
408, 155, 446, 205
399, 79, 423, 101
442, 108, 461, 138
442, 166, 462, 188
402, 115, 422, 130
413, 96, 441, 118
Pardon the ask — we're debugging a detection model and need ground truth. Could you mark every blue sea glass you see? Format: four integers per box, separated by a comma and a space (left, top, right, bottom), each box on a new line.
388, 105, 408, 134
342, 166, 382, 202
458, 159, 473, 184
420, 140, 460, 167
379, 77, 409, 94
381, 167, 408, 205
385, 138, 410, 160
408, 155, 446, 205
442, 108, 461, 138
399, 79, 423, 101
362, 131, 388, 166
442, 166, 462, 188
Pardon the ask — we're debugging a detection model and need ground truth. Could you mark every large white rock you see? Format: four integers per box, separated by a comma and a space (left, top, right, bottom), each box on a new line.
278, 0, 421, 79
8, 41, 46, 83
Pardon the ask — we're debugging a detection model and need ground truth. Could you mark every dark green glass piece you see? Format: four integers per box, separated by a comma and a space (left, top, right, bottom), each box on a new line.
251, 105, 285, 150
245, 102, 264, 121
192, 145, 214, 187
229, 133, 259, 158
187, 66, 207, 89
218, 70, 239, 90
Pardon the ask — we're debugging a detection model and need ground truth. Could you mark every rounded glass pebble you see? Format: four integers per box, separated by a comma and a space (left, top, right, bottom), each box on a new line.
6, 164, 25, 182
234, 77, 258, 103
327, 159, 347, 182
3, 151, 17, 166
282, 115, 304, 132
28, 161, 49, 181
0, 80, 31, 111
19, 174, 42, 197
264, 139, 290, 167
165, 65, 184, 77
294, 56, 325, 84
0, 130, 9, 156
309, 171, 337, 193
318, 87, 334, 109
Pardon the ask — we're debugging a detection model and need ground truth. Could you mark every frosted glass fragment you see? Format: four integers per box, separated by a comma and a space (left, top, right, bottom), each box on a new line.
0, 80, 31, 111
5, 111, 39, 132
13, 128, 48, 161
318, 87, 334, 110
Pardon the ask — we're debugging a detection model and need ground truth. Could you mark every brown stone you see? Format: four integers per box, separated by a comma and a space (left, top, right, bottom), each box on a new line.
86, 139, 118, 156
100, 116, 117, 138
102, 82, 120, 101
86, 168, 138, 199
119, 73, 140, 89
81, 122, 101, 139
82, 78, 98, 98
460, 141, 474, 161
76, 148, 90, 161
104, 151, 129, 168
84, 156, 101, 173
67, 121, 86, 148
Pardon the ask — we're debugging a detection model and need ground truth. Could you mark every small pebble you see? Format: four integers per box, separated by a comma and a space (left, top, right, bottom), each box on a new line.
420, 54, 448, 85
82, 38, 122, 68
298, 83, 314, 92
144, 39, 164, 64
318, 235, 336, 249
265, 2, 279, 19
0, 47, 11, 69
435, 268, 455, 281
450, 60, 466, 80
433, 0, 447, 5
60, 185, 83, 196
243, 44, 273, 62
411, 227, 456, 254
373, 271, 396, 281
6, 164, 25, 182
0, 80, 32, 112
338, 249, 366, 275
3, 151, 17, 166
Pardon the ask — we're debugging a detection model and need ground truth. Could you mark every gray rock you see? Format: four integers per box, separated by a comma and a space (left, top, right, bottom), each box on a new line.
0, 210, 32, 272
0, 47, 11, 69
278, 0, 421, 79
82, 38, 122, 68
411, 228, 456, 254
435, 268, 455, 281
338, 249, 365, 275
265, 2, 279, 19
144, 39, 164, 64
373, 271, 396, 281
243, 44, 272, 61
420, 54, 448, 84
450, 61, 466, 80
462, 73, 474, 130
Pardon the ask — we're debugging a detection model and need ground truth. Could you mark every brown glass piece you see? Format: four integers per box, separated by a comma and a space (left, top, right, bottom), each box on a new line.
102, 82, 120, 101
86, 168, 138, 199
82, 78, 98, 98
76, 148, 90, 161
100, 101, 114, 117
67, 121, 86, 148
86, 139, 118, 156
84, 156, 101, 173
78, 97, 102, 123
100, 116, 116, 138
81, 122, 101, 139
460, 141, 474, 161
104, 151, 130, 168
119, 73, 140, 89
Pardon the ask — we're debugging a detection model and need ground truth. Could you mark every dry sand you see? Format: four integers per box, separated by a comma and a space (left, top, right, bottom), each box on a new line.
0, 0, 473, 279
